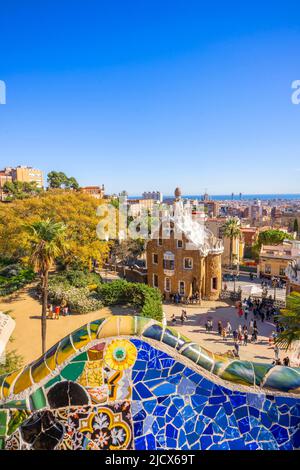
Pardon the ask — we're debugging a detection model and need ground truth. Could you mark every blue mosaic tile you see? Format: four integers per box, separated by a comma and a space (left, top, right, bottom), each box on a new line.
129, 340, 300, 450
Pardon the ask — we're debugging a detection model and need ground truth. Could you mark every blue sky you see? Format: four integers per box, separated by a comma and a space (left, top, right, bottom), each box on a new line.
1, 1, 300, 195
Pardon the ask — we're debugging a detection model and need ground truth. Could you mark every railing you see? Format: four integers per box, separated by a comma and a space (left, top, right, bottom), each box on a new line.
220, 290, 286, 308
220, 290, 241, 301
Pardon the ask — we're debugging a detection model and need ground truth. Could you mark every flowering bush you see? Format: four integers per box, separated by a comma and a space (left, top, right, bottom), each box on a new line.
48, 284, 102, 314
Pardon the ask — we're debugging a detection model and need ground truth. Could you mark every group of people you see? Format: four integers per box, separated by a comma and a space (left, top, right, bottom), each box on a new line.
236, 297, 279, 324
171, 309, 188, 325
208, 319, 258, 345
46, 302, 69, 319
168, 292, 200, 305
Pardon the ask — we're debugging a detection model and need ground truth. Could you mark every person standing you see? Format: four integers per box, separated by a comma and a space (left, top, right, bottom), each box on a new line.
274, 344, 280, 362
226, 321, 232, 337
249, 319, 254, 335
243, 329, 248, 346
55, 305, 60, 320
46, 303, 52, 319
222, 327, 227, 341
252, 326, 258, 343
283, 356, 290, 366
217, 321, 222, 336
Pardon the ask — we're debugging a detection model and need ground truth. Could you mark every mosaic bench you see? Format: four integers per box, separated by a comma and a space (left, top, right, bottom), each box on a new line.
0, 315, 299, 450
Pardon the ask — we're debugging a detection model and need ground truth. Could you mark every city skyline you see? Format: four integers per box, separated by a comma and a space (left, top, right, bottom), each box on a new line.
1, 1, 300, 194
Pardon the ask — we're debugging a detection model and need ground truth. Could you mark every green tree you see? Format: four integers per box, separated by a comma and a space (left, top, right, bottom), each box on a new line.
47, 171, 79, 190
47, 171, 67, 188
276, 292, 300, 349
66, 176, 80, 190
252, 229, 294, 258
3, 181, 41, 200
0, 191, 110, 271
223, 217, 241, 267
26, 219, 68, 354
109, 239, 145, 274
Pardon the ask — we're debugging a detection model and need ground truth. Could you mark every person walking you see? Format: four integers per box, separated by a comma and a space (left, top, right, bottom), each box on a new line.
233, 329, 238, 343
171, 314, 176, 325
234, 342, 240, 357
180, 312, 185, 325
63, 305, 69, 316
217, 321, 222, 336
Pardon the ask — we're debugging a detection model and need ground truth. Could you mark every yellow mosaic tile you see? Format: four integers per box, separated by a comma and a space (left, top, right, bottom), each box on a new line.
13, 367, 33, 395
89, 319, 106, 339
1, 369, 23, 400
56, 336, 77, 366
97, 316, 119, 339
71, 326, 91, 350
78, 360, 103, 387
44, 343, 59, 371
31, 358, 50, 383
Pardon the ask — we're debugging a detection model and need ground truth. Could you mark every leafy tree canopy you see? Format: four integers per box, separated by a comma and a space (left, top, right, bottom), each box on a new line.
0, 191, 109, 270
47, 171, 79, 190
3, 181, 42, 200
276, 292, 300, 349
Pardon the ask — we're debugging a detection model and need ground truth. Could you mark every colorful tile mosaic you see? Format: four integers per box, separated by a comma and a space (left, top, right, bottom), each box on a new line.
0, 315, 299, 450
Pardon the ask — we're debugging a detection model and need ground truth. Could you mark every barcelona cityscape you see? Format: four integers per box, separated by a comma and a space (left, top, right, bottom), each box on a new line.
0, 0, 300, 461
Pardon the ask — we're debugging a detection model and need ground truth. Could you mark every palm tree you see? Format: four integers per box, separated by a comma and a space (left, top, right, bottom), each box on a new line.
26, 219, 68, 354
275, 292, 300, 349
223, 217, 241, 267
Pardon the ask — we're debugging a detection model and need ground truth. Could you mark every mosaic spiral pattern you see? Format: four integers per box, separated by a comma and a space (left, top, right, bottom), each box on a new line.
0, 316, 299, 450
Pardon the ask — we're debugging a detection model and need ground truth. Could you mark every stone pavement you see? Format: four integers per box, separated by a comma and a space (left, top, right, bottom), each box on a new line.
163, 301, 284, 363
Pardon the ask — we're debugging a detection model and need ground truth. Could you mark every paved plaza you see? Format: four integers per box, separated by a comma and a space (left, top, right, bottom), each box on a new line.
0, 283, 286, 365
163, 301, 283, 363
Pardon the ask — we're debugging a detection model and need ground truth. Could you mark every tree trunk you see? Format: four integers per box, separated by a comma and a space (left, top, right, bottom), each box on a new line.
230, 237, 233, 268
41, 270, 48, 354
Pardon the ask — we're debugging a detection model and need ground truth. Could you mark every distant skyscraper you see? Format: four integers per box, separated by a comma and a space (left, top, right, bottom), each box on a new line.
142, 190, 163, 202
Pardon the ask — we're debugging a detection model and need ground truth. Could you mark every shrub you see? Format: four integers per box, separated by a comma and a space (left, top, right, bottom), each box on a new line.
48, 284, 103, 314
96, 280, 163, 321
0, 265, 35, 297
49, 269, 102, 288
0, 350, 24, 375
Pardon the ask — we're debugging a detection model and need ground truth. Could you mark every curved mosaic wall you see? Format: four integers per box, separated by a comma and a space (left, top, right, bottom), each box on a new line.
0, 316, 299, 450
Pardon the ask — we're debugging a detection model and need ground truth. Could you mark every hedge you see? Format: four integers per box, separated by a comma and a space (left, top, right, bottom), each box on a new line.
95, 280, 163, 322
0, 265, 36, 297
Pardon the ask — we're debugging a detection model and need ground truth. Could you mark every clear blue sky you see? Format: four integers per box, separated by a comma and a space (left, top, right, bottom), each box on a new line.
1, 1, 300, 195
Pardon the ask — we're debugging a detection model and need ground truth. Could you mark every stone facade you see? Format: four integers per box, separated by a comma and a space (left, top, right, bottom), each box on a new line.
146, 233, 222, 301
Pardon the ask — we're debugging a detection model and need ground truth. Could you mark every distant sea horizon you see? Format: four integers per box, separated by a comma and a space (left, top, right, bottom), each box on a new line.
129, 194, 300, 201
